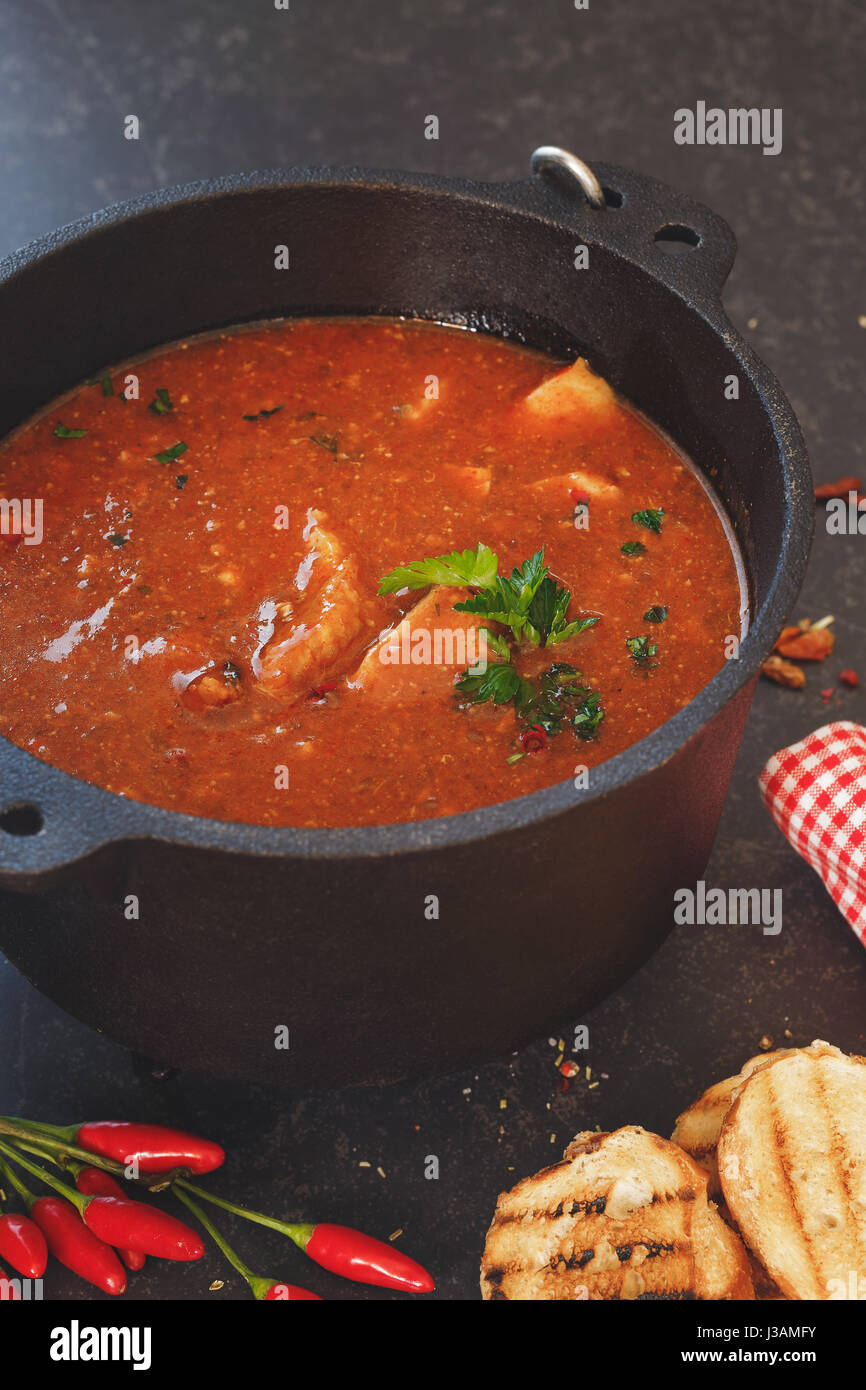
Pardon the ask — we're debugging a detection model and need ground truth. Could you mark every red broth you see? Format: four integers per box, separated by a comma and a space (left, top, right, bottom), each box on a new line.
0, 317, 745, 827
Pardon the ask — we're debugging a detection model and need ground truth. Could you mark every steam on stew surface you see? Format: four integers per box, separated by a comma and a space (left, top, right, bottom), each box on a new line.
0, 318, 744, 828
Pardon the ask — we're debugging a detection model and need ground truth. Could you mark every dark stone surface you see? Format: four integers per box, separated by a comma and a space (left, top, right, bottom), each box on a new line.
0, 0, 864, 1300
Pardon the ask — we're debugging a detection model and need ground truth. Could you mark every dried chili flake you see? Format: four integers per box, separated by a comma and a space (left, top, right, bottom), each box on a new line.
839, 668, 859, 688
560, 1060, 579, 1079
761, 655, 806, 689
309, 680, 337, 700
774, 617, 835, 662
814, 476, 862, 501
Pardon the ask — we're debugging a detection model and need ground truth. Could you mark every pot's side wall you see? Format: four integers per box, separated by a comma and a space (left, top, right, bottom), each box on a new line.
0, 681, 755, 1086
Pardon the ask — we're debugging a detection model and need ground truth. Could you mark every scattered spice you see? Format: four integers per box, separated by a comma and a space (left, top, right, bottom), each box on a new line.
309, 433, 339, 454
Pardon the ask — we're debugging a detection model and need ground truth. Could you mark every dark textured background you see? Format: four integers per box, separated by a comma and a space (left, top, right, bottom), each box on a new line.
0, 0, 864, 1301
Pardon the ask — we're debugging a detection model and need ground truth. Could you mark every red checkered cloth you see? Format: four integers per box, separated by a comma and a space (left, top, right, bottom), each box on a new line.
759, 721, 866, 943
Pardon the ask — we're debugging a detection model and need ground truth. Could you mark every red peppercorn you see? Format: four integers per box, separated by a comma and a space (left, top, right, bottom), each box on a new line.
75, 1121, 225, 1175
0, 1212, 48, 1279
75, 1168, 144, 1271
304, 1223, 434, 1293
31, 1197, 127, 1296
82, 1196, 204, 1261
520, 724, 547, 754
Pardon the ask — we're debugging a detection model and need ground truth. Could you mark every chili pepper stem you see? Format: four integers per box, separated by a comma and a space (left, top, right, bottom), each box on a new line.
0, 1119, 128, 1178
177, 1178, 314, 1251
0, 1154, 36, 1212
174, 1187, 271, 1299
0, 1139, 88, 1216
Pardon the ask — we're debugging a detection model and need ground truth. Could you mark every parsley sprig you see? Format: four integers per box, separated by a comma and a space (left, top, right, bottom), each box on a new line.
379, 545, 604, 747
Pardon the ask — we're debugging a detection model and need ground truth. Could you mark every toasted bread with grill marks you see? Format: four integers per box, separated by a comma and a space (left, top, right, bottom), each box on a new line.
691, 1199, 755, 1300
480, 1126, 709, 1300
672, 1050, 793, 1195
718, 1041, 866, 1300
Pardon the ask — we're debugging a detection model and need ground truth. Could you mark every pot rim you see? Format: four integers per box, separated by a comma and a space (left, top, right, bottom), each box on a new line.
0, 163, 813, 869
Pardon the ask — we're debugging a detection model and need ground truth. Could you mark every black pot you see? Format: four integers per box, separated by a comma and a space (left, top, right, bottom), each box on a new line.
0, 156, 811, 1085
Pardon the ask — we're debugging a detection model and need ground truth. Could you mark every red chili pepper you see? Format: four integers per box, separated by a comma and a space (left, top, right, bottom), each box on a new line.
83, 1196, 204, 1261
75, 1168, 144, 1271
31, 1197, 127, 1296
0, 1212, 48, 1279
302, 1224, 435, 1293
839, 668, 860, 688
0, 1263, 20, 1299
262, 1281, 322, 1301
75, 1121, 225, 1175
309, 680, 337, 700
520, 724, 547, 754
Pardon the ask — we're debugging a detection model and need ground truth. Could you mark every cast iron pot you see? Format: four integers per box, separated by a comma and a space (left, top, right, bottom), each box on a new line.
0, 150, 812, 1086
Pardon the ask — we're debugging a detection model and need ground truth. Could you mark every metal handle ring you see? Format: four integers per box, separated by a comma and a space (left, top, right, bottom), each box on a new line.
530, 145, 606, 210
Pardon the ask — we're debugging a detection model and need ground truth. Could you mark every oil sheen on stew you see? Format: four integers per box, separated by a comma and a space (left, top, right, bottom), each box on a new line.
0, 318, 745, 828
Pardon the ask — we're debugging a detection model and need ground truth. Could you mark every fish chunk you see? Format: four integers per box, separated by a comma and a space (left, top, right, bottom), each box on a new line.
351, 586, 490, 702
255, 512, 380, 695
525, 468, 622, 510
521, 357, 616, 420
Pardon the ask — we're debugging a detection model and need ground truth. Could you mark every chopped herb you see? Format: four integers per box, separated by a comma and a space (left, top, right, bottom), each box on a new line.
455, 548, 599, 648
107, 533, 128, 547
100, 374, 114, 398
379, 542, 499, 596
457, 659, 604, 743
243, 405, 284, 421
632, 507, 665, 533
149, 388, 174, 415
621, 540, 646, 557
54, 422, 87, 438
455, 662, 535, 709
309, 433, 339, 454
175, 474, 188, 489
154, 441, 187, 464
137, 584, 152, 595
625, 635, 659, 668
296, 410, 322, 421
644, 605, 668, 623
506, 752, 525, 765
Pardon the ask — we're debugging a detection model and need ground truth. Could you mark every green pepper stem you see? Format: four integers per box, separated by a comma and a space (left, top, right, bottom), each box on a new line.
0, 1153, 36, 1211
0, 1139, 86, 1215
177, 1178, 314, 1251
0, 1118, 127, 1177
174, 1187, 272, 1299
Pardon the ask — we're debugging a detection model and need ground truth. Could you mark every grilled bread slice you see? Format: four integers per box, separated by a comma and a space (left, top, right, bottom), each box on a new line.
691, 1199, 755, 1300
672, 1050, 792, 1195
718, 1041, 866, 1300
481, 1126, 709, 1300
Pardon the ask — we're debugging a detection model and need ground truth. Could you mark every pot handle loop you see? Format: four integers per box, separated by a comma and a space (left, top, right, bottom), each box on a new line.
530, 146, 606, 210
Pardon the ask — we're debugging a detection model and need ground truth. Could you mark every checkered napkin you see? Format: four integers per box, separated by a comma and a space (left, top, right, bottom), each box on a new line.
759, 721, 866, 943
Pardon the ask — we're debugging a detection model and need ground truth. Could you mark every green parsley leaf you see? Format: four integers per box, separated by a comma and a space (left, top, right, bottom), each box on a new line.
621, 540, 646, 557
632, 507, 665, 533
54, 422, 87, 438
644, 605, 668, 623
379, 542, 499, 596
625, 635, 659, 667
455, 662, 535, 709
154, 441, 188, 464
